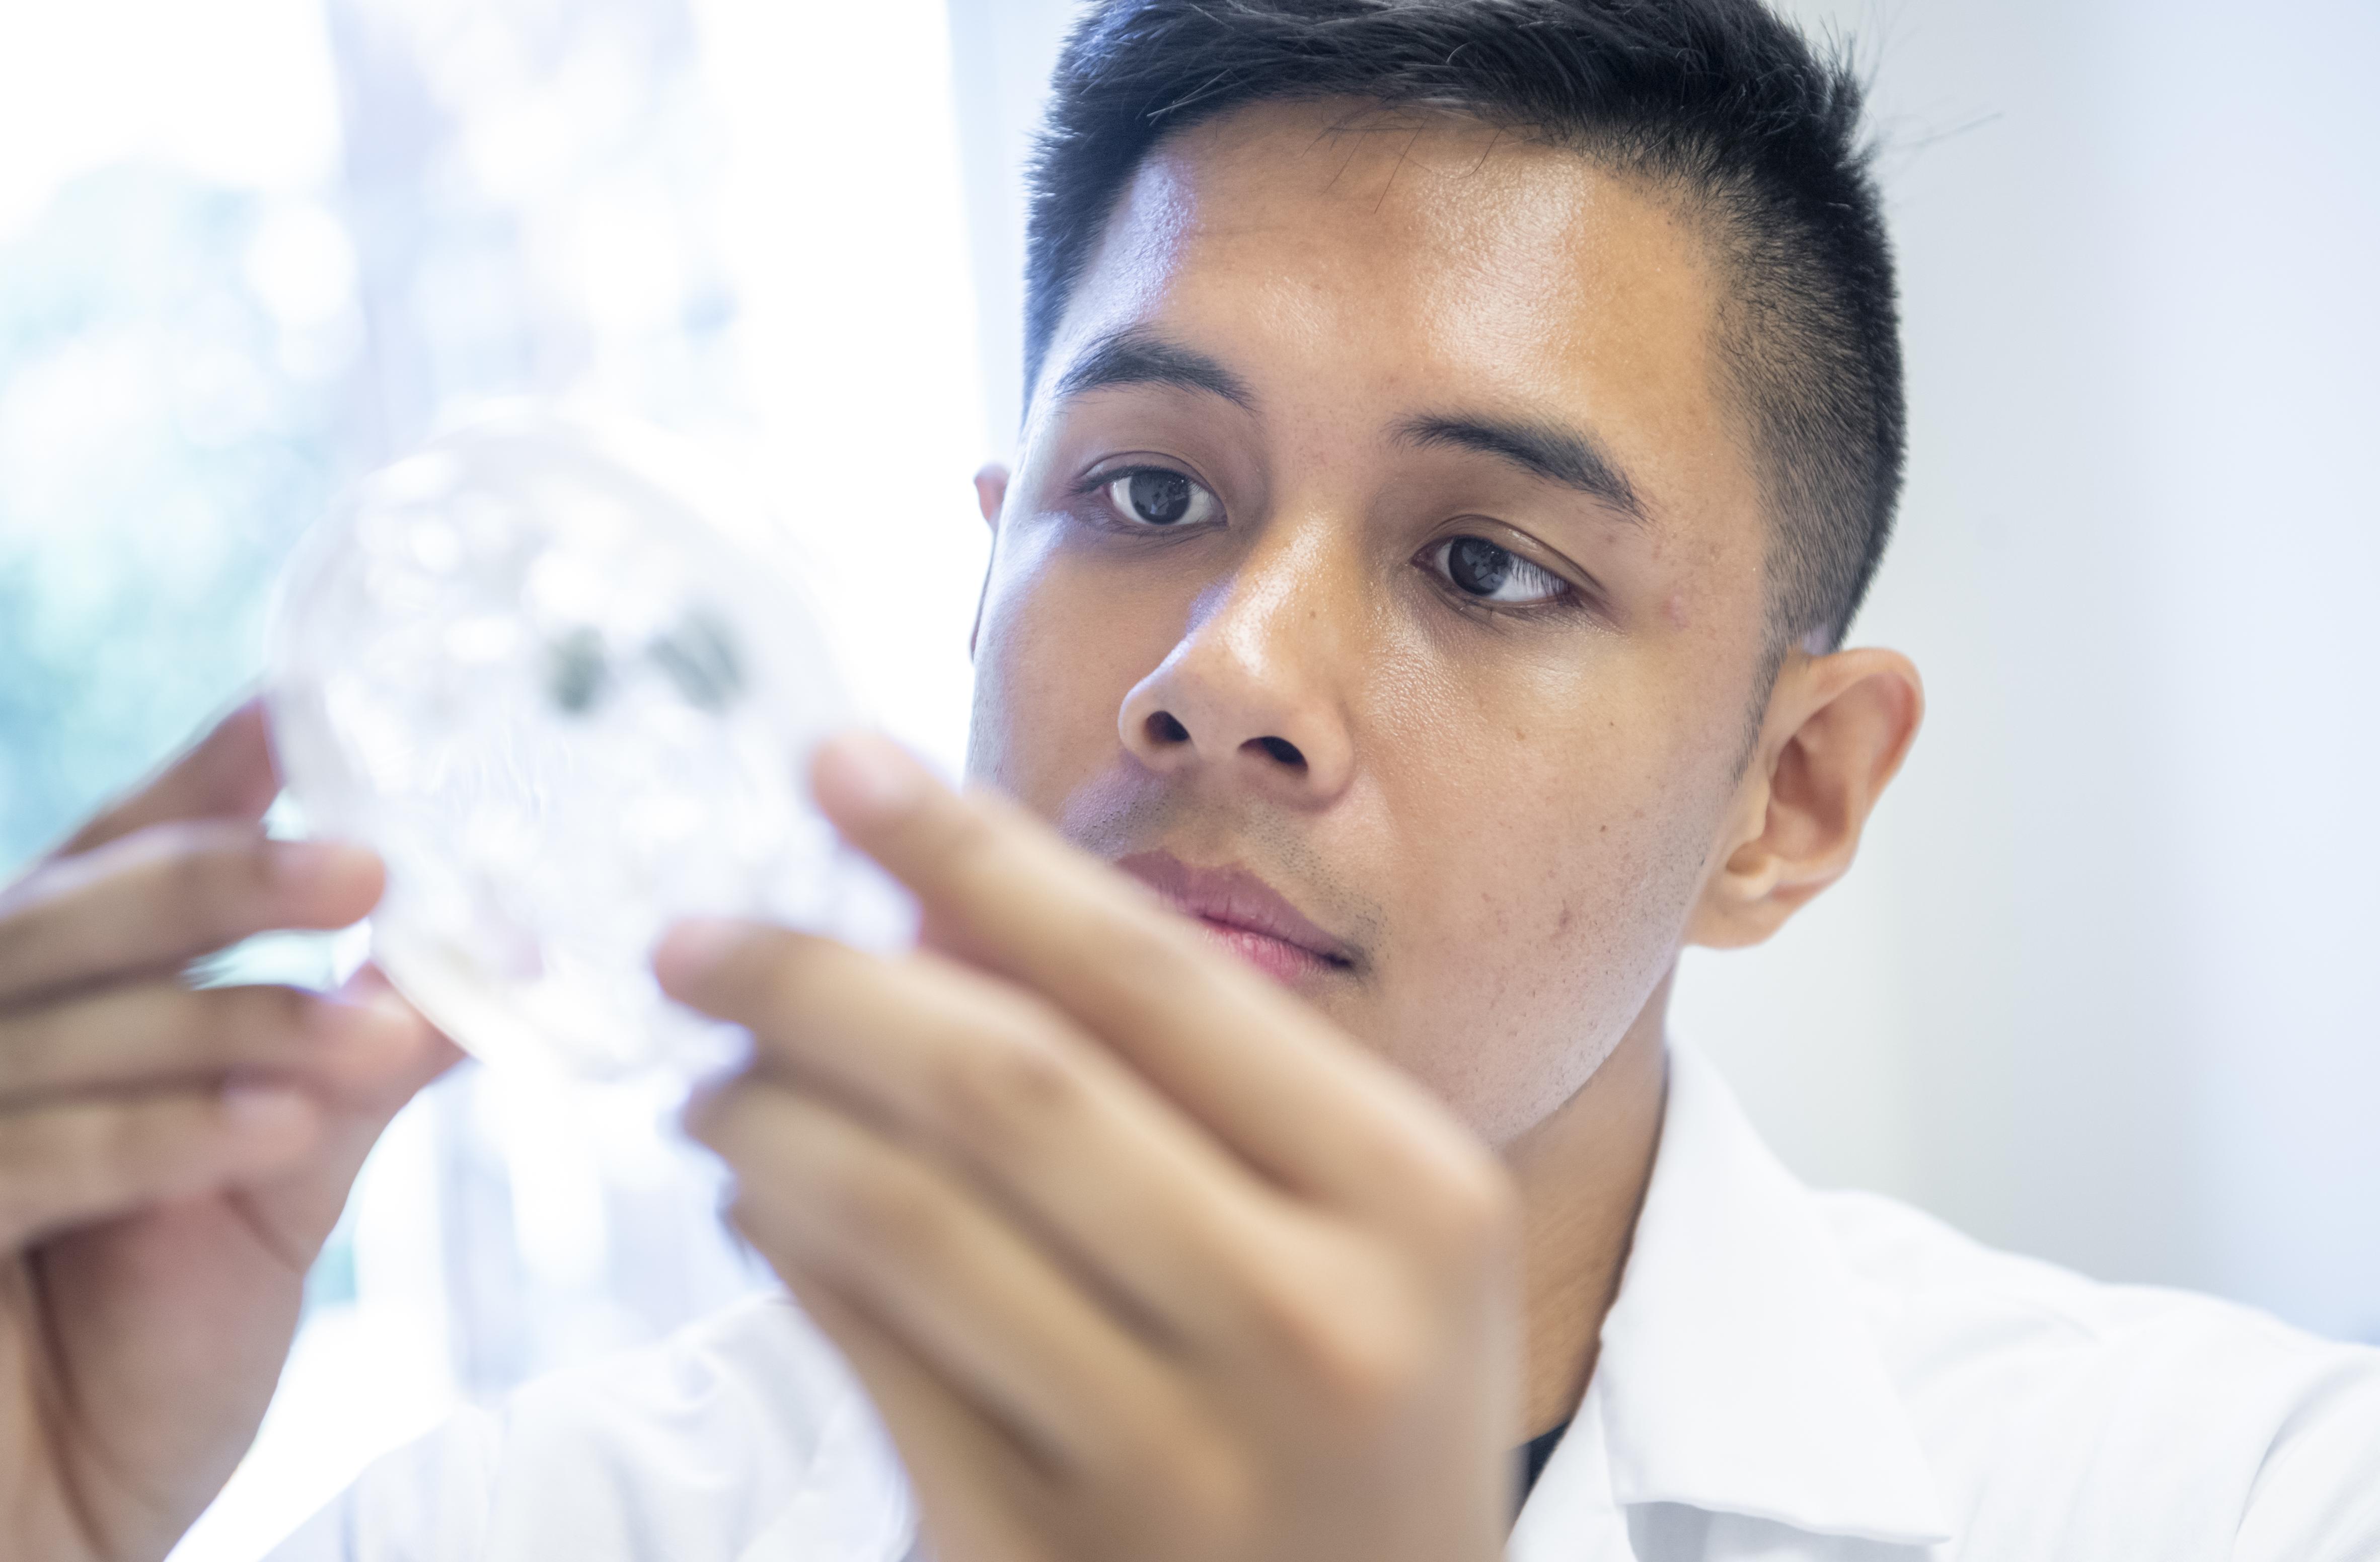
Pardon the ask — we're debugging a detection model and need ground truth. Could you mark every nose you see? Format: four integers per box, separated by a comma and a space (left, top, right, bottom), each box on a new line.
1118, 543, 1357, 808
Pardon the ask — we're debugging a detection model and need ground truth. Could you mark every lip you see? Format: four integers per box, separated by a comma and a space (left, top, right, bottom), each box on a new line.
1115, 850, 1357, 984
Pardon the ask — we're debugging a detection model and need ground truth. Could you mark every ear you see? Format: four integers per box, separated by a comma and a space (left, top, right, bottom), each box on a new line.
972, 463, 1009, 529
1687, 647, 1924, 949
968, 463, 1010, 661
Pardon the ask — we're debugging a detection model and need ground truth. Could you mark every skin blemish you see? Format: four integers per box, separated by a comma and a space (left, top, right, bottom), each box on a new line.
1665, 589, 1689, 629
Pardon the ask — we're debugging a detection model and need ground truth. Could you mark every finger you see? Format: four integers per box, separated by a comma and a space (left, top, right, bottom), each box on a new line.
0, 981, 410, 1106
59, 698, 280, 858
695, 1080, 1186, 1478
659, 922, 1289, 1347
0, 825, 382, 1007
307, 965, 465, 1112
774, 1268, 1052, 1562
801, 732, 1484, 1216
231, 967, 462, 1266
0, 1083, 322, 1249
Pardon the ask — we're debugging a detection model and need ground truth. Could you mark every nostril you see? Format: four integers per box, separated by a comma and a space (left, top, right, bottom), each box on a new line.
1146, 711, 1191, 746
1252, 735, 1305, 770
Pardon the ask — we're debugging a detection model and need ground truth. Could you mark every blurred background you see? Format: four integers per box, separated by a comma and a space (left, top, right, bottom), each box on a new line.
0, 0, 2370, 1554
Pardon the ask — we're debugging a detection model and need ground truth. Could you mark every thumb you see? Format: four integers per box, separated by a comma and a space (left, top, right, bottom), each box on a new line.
61, 696, 282, 857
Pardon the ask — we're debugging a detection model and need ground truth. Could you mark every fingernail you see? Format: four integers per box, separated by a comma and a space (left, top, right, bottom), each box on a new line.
810, 731, 928, 826
654, 917, 750, 987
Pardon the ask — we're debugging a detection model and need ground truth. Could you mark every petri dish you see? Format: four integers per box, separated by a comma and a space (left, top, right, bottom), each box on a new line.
267, 409, 861, 1079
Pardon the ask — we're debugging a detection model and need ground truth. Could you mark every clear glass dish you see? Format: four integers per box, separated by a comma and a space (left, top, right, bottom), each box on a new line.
267, 409, 861, 1079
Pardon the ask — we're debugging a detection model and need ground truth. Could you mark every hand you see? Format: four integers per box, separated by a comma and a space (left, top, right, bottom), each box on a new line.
658, 734, 1519, 1562
0, 702, 457, 1562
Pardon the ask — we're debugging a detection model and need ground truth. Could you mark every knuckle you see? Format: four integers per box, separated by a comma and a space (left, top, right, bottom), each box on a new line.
680, 927, 820, 1036
695, 1085, 780, 1169
911, 797, 1005, 885
1244, 1254, 1335, 1361
1311, 1309, 1430, 1429
1400, 1144, 1520, 1261
148, 824, 269, 937
1137, 1435, 1258, 1554
1249, 1252, 1430, 1428
0, 857, 99, 982
0, 1096, 224, 1247
823, 1151, 946, 1259
0, 1112, 111, 1233
722, 930, 814, 1023
19, 1102, 107, 1173
0, 1006, 64, 1088
201, 984, 311, 1056
86, 1098, 166, 1170
931, 1013, 1080, 1153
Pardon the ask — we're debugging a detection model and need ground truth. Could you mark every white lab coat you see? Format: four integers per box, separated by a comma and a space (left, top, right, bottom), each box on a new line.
269, 1041, 2380, 1560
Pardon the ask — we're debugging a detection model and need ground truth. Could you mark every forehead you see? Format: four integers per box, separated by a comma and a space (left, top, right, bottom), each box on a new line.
1047, 99, 1738, 472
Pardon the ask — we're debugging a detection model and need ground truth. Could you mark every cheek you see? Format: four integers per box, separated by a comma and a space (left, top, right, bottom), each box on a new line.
1352, 648, 1730, 1142
966, 530, 1161, 805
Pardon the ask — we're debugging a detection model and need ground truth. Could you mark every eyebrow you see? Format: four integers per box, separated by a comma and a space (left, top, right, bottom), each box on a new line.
1052, 328, 1259, 412
1394, 412, 1649, 523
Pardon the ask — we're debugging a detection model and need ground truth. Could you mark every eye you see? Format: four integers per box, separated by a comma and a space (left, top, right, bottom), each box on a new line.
1428, 536, 1570, 605
1100, 467, 1220, 529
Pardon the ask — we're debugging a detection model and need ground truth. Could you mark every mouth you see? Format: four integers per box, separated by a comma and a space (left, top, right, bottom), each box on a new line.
1114, 850, 1358, 986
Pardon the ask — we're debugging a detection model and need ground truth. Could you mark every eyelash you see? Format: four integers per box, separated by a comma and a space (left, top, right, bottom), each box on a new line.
1070, 465, 1594, 622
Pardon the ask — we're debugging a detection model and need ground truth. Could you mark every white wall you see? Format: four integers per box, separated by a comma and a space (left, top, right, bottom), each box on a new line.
942, 0, 2380, 1340
942, 0, 1079, 458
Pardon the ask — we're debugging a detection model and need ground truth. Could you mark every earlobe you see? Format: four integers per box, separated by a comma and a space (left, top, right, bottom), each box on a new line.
1687, 648, 1924, 950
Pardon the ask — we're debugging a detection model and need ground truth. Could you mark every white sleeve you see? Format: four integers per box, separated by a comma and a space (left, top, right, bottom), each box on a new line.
2233, 1351, 2380, 1562
264, 1406, 500, 1562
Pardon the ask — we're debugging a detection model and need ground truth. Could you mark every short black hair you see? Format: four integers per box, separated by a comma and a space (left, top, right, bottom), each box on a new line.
1024, 0, 1903, 651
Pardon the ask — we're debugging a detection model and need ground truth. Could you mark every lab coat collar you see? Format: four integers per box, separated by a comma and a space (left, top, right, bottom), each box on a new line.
1581, 1038, 1953, 1546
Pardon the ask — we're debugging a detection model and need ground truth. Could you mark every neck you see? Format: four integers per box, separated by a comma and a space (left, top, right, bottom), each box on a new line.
1504, 970, 1672, 1441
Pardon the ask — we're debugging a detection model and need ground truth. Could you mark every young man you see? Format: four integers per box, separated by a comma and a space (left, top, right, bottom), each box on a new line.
3, 2, 2375, 1559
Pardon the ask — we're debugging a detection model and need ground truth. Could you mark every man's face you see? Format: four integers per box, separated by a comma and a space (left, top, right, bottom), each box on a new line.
967, 102, 1772, 1147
